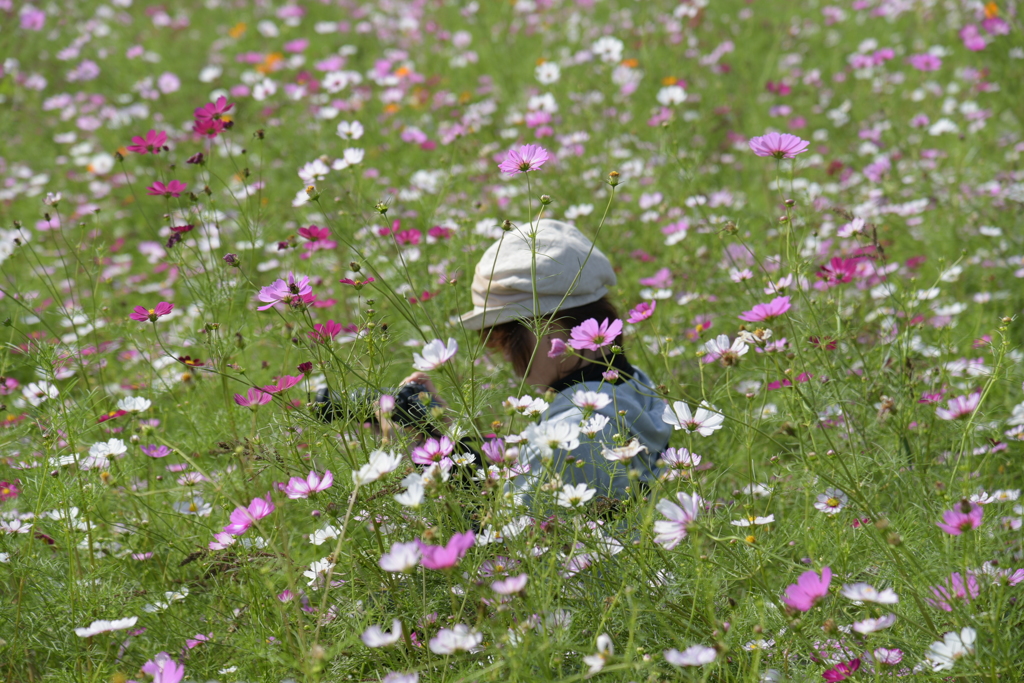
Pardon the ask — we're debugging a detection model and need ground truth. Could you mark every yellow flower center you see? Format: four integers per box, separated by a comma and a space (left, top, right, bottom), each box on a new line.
745, 535, 756, 544
827, 498, 839, 507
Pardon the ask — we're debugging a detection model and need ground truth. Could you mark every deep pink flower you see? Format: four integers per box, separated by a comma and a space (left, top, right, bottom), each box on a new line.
127, 130, 168, 155
937, 502, 984, 535
739, 296, 791, 322
194, 96, 233, 123
816, 257, 860, 286
782, 567, 832, 611
908, 54, 942, 71
748, 132, 810, 159
627, 301, 656, 324
256, 273, 315, 311
223, 494, 275, 535
417, 531, 475, 570
822, 658, 860, 682
185, 633, 211, 649
284, 470, 334, 499
497, 144, 551, 175
0, 481, 19, 502
146, 180, 187, 198
130, 302, 174, 322
568, 318, 623, 351
928, 571, 979, 611
935, 392, 981, 420
232, 387, 273, 408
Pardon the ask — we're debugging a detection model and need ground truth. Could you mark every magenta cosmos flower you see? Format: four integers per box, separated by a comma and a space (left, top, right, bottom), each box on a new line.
822, 658, 860, 682
127, 130, 168, 155
223, 494, 275, 536
936, 501, 983, 535
927, 572, 979, 611
130, 302, 174, 322
782, 566, 832, 611
284, 470, 334, 499
908, 54, 942, 71
748, 132, 810, 160
417, 530, 475, 570
233, 387, 273, 408
627, 301, 656, 324
569, 318, 622, 351
739, 296, 791, 322
498, 144, 551, 175
935, 392, 981, 420
146, 180, 188, 198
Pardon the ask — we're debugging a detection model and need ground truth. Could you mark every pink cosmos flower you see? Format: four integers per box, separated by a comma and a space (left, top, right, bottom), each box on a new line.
0, 481, 20, 502
233, 387, 273, 408
141, 445, 171, 458
822, 658, 860, 682
568, 318, 622, 351
928, 572, 979, 611
739, 296, 791, 322
937, 501, 984, 535
127, 130, 168, 155
782, 567, 832, 611
497, 144, 551, 175
257, 273, 315, 310
146, 180, 187, 198
748, 132, 810, 159
627, 301, 656, 324
492, 573, 529, 595
418, 530, 475, 570
284, 470, 334, 499
411, 436, 455, 466
960, 24, 986, 51
130, 302, 174, 322
266, 375, 303, 393
935, 392, 981, 420
908, 54, 942, 71
223, 494, 275, 536
548, 338, 567, 358
185, 633, 211, 649
872, 648, 903, 665
195, 96, 233, 123
133, 652, 184, 683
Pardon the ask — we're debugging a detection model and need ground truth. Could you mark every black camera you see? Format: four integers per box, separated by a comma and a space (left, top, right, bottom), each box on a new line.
312, 382, 441, 429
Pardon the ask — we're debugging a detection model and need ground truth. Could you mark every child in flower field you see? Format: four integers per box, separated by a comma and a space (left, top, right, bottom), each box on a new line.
405, 219, 671, 503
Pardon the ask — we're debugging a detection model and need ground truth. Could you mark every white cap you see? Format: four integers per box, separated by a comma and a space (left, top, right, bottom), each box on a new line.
459, 219, 616, 331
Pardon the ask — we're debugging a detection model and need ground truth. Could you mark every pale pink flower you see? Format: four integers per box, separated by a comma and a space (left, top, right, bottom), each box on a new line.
568, 318, 622, 351
284, 470, 334, 499
497, 144, 550, 175
781, 567, 831, 611
748, 132, 810, 159
935, 392, 981, 420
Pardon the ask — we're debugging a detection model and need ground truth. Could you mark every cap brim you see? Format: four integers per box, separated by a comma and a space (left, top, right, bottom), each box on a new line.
457, 290, 609, 331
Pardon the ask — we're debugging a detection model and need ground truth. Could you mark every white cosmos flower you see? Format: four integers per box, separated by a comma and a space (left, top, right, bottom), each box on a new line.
535, 61, 560, 84
583, 634, 614, 674
303, 557, 335, 588
116, 396, 151, 412
701, 334, 749, 364
298, 159, 330, 184
656, 84, 687, 106
352, 449, 402, 486
394, 476, 425, 508
0, 519, 33, 534
23, 381, 58, 406
926, 627, 975, 671
309, 524, 341, 546
852, 613, 896, 634
412, 338, 458, 371
504, 395, 549, 416
74, 616, 138, 637
556, 483, 596, 508
336, 120, 364, 140
361, 619, 403, 647
581, 413, 610, 437
428, 624, 483, 654
523, 420, 580, 458
665, 644, 717, 666
662, 401, 725, 436
379, 541, 421, 572
731, 514, 775, 527
840, 582, 899, 604
601, 438, 647, 462
571, 390, 611, 411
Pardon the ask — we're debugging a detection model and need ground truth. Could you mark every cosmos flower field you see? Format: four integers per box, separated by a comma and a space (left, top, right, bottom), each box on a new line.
3, 0, 1024, 681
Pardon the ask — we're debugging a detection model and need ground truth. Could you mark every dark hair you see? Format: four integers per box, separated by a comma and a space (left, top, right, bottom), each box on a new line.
481, 297, 623, 378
